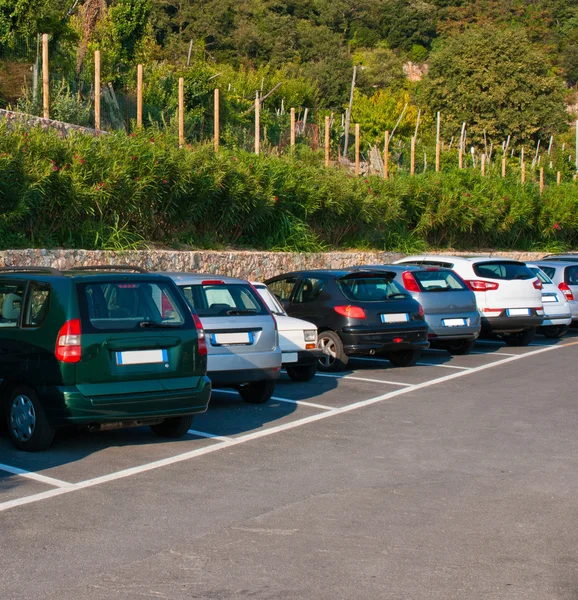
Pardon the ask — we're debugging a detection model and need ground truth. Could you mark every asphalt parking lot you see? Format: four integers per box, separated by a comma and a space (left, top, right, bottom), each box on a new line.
2, 334, 578, 599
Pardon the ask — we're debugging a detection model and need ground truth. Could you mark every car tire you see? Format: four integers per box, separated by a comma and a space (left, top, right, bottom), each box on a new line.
540, 326, 567, 339
504, 328, 536, 347
286, 363, 318, 382
317, 331, 348, 372
445, 340, 475, 356
150, 415, 194, 438
6, 385, 55, 452
388, 349, 421, 367
238, 380, 275, 404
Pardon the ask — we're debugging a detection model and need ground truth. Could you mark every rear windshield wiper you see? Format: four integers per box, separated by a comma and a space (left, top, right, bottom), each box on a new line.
139, 320, 180, 328
386, 293, 411, 299
226, 309, 257, 316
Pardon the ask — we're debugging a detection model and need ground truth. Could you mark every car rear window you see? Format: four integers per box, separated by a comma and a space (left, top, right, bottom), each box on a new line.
473, 261, 534, 280
337, 276, 406, 302
179, 282, 268, 317
78, 281, 187, 331
565, 265, 578, 285
412, 270, 468, 291
529, 267, 552, 284
539, 265, 556, 280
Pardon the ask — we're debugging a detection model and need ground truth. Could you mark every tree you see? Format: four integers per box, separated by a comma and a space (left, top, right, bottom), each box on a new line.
421, 25, 568, 145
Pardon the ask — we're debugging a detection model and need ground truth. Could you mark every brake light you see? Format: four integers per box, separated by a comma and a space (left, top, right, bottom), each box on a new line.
417, 303, 424, 318
201, 280, 225, 285
533, 279, 543, 290
558, 282, 574, 301
402, 271, 421, 292
191, 312, 207, 356
334, 305, 366, 319
55, 319, 82, 363
466, 280, 500, 291
117, 283, 138, 288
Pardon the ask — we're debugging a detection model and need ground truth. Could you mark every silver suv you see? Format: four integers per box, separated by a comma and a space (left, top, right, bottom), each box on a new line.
163, 273, 282, 404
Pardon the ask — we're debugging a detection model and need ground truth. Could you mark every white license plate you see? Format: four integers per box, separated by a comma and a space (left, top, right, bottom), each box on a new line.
542, 295, 558, 303
381, 313, 409, 323
506, 308, 530, 316
211, 332, 252, 345
442, 318, 467, 327
117, 349, 168, 365
283, 352, 298, 363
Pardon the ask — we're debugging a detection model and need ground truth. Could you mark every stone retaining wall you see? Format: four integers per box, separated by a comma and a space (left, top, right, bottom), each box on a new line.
0, 109, 101, 137
0, 249, 551, 281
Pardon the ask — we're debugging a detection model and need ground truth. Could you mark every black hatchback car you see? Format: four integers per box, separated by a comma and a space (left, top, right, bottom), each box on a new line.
265, 269, 429, 370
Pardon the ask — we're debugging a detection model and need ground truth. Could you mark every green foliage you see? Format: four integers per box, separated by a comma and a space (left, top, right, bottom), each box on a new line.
109, 0, 151, 62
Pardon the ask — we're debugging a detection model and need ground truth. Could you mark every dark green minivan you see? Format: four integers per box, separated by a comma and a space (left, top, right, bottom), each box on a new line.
0, 266, 211, 451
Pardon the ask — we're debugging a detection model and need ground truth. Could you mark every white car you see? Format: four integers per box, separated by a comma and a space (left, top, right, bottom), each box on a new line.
527, 263, 572, 338
394, 256, 544, 346
252, 282, 321, 381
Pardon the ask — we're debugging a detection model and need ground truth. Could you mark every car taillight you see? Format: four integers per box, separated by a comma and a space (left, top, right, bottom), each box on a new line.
191, 312, 207, 356
533, 279, 543, 290
334, 305, 366, 319
402, 271, 421, 292
558, 282, 574, 301
55, 319, 82, 363
417, 303, 424, 318
465, 280, 500, 291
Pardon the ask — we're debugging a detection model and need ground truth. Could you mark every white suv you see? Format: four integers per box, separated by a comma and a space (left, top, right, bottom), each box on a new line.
394, 256, 544, 346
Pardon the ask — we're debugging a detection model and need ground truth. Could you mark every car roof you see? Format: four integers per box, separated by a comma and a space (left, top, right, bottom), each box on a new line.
268, 268, 398, 279
533, 260, 573, 268
399, 255, 524, 265
359, 264, 454, 272
159, 272, 250, 285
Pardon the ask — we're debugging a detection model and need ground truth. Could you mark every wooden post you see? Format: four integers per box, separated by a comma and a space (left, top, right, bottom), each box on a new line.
481, 153, 486, 176
324, 116, 330, 166
343, 66, 356, 157
557, 171, 561, 185
521, 147, 525, 184
458, 122, 466, 169
384, 130, 389, 180
576, 119, 578, 172
94, 50, 101, 130
136, 64, 143, 128
410, 136, 416, 176
354, 123, 360, 176
178, 77, 184, 148
290, 107, 295, 149
214, 88, 220, 152
254, 92, 260, 155
42, 34, 49, 119
435, 112, 441, 172
539, 167, 544, 194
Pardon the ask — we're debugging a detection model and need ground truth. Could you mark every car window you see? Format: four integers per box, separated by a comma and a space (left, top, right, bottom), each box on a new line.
337, 276, 405, 301
23, 282, 50, 327
473, 261, 534, 280
528, 267, 552, 285
267, 277, 298, 302
0, 282, 26, 327
539, 266, 556, 280
180, 283, 267, 317
412, 270, 468, 291
565, 266, 578, 285
254, 285, 286, 316
78, 281, 186, 331
293, 277, 326, 304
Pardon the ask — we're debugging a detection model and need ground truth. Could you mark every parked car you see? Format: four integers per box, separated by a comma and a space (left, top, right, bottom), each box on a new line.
265, 269, 429, 370
533, 260, 578, 323
354, 265, 481, 355
394, 256, 544, 346
539, 253, 578, 262
251, 282, 320, 382
526, 263, 572, 338
163, 273, 281, 403
0, 265, 211, 451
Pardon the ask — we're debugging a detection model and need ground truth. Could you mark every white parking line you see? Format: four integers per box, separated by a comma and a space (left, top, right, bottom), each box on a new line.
271, 396, 333, 411
416, 362, 470, 370
1, 341, 576, 513
470, 350, 518, 357
315, 373, 412, 387
0, 463, 73, 489
187, 430, 232, 441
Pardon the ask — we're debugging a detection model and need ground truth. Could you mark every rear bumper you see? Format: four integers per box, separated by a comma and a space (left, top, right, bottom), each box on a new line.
481, 312, 543, 334
282, 349, 322, 367
209, 366, 281, 387
41, 376, 212, 426
539, 315, 572, 327
340, 325, 429, 355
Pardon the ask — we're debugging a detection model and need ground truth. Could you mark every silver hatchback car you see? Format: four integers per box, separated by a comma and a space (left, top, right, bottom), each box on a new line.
163, 273, 282, 403
359, 265, 481, 354
534, 261, 578, 323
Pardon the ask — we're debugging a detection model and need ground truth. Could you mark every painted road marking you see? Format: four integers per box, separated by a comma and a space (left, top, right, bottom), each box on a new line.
1, 340, 576, 513
187, 430, 232, 441
315, 373, 412, 387
416, 362, 470, 370
0, 463, 73, 489
214, 388, 332, 410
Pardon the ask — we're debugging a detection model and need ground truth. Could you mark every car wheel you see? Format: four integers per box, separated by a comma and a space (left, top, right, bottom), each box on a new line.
540, 326, 567, 339
238, 380, 275, 404
286, 363, 318, 382
150, 415, 194, 438
388, 349, 421, 367
317, 331, 348, 372
504, 328, 536, 347
445, 340, 475, 356
7, 386, 55, 451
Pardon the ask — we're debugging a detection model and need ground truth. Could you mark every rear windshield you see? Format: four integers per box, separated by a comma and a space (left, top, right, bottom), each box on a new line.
473, 261, 534, 280
337, 276, 407, 302
565, 265, 578, 285
529, 267, 552, 284
253, 285, 286, 316
78, 281, 188, 331
179, 283, 268, 317
412, 270, 468, 291
539, 265, 556, 280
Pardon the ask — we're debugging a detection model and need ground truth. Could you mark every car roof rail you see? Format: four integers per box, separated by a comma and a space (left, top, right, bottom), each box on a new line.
69, 265, 149, 274
0, 266, 63, 276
